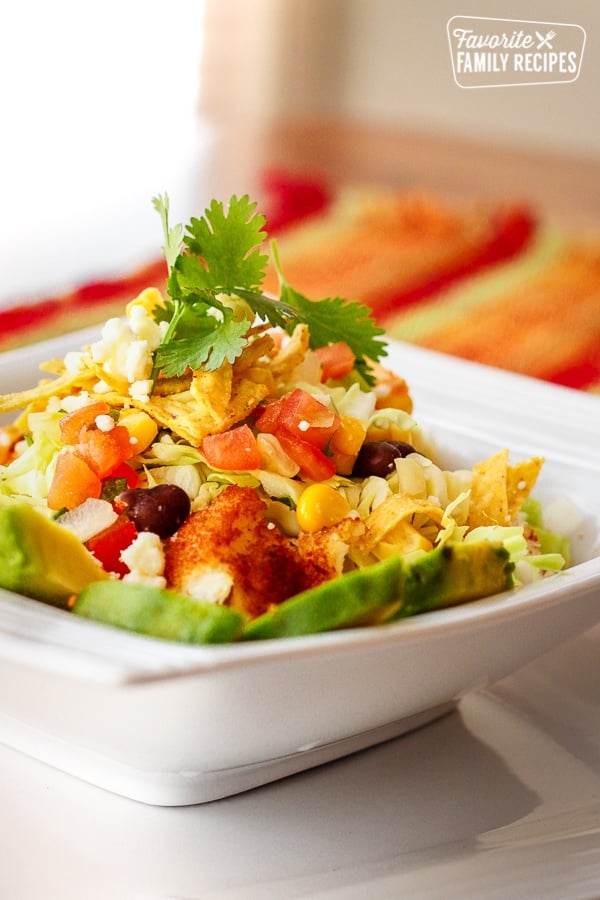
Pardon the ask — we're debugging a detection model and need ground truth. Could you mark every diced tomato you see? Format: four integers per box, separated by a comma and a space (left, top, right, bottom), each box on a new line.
201, 424, 262, 471
279, 388, 340, 449
254, 397, 285, 433
47, 450, 102, 510
315, 342, 355, 382
76, 425, 135, 478
59, 401, 111, 444
86, 515, 138, 577
275, 430, 336, 482
256, 389, 340, 450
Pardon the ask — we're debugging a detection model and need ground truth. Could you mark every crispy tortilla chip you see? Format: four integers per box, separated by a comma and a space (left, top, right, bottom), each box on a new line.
469, 449, 510, 528
269, 324, 310, 382
352, 493, 444, 562
234, 333, 275, 373
375, 520, 434, 559
469, 449, 544, 528
507, 456, 544, 519
0, 370, 97, 415
227, 373, 271, 423
190, 364, 234, 423
140, 390, 206, 446
135, 361, 271, 447
152, 374, 194, 396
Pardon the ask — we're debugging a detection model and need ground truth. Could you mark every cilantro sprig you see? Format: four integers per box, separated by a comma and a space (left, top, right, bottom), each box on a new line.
151, 193, 387, 384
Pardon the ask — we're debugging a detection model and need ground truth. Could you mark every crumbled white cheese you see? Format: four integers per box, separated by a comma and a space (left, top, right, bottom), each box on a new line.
125, 340, 151, 384
129, 379, 153, 403
63, 351, 85, 374
95, 414, 115, 432
89, 305, 166, 401
60, 390, 95, 413
120, 532, 166, 588
184, 569, 233, 605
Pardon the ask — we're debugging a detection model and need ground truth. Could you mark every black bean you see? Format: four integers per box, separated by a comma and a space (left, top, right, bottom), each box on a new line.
117, 484, 191, 539
386, 440, 417, 457
352, 440, 416, 478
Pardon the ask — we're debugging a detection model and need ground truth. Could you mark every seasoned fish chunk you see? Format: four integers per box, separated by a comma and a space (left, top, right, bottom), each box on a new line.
165, 485, 326, 618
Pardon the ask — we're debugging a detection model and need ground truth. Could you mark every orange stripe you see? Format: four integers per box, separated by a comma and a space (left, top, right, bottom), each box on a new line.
408, 245, 600, 383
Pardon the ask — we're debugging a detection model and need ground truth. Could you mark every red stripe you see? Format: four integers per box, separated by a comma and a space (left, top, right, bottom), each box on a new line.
0, 259, 168, 341
260, 169, 333, 233
373, 205, 537, 321
71, 259, 167, 307
546, 356, 600, 391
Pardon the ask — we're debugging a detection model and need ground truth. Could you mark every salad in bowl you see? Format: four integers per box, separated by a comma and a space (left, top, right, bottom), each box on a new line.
0, 195, 570, 645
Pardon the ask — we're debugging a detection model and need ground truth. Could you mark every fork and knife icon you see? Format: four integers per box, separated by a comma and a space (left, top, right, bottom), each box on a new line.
535, 29, 556, 48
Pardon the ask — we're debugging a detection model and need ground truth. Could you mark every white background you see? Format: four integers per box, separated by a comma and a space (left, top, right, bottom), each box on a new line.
0, 0, 206, 303
0, 0, 597, 305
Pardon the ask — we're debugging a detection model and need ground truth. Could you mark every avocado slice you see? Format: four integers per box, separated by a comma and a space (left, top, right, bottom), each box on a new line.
385, 540, 514, 621
73, 580, 245, 644
0, 503, 109, 608
243, 540, 514, 641
242, 554, 405, 641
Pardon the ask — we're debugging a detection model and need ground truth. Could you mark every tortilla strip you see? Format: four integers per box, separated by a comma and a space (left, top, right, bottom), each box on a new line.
0, 370, 97, 415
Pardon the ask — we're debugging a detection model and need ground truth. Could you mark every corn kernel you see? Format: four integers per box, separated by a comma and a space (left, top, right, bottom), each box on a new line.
365, 423, 414, 445
296, 483, 351, 533
330, 451, 356, 477
118, 409, 159, 453
330, 416, 367, 456
126, 287, 165, 317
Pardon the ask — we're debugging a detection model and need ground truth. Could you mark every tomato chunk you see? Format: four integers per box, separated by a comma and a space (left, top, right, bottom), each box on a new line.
86, 516, 138, 577
275, 430, 336, 482
59, 401, 111, 445
257, 389, 340, 450
202, 424, 262, 471
279, 389, 340, 449
254, 398, 285, 433
77, 425, 135, 478
315, 342, 355, 381
47, 451, 102, 510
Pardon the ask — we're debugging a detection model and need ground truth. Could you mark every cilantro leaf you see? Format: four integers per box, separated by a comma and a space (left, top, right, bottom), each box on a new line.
154, 309, 249, 376
183, 196, 268, 291
151, 194, 388, 387
281, 282, 387, 360
152, 194, 184, 272
234, 289, 301, 329
271, 243, 387, 385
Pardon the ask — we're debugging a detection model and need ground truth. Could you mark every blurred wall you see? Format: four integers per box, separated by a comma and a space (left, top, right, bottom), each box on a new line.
200, 0, 599, 158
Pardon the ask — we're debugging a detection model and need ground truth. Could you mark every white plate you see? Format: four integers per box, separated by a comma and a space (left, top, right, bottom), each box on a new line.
0, 331, 599, 806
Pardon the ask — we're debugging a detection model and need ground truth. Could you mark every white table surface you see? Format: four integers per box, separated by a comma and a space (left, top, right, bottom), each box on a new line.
2, 622, 600, 900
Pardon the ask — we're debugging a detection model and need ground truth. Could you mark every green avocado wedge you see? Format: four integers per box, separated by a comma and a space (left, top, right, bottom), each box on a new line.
73, 580, 245, 645
242, 555, 405, 641
0, 503, 109, 608
242, 540, 514, 641
384, 540, 514, 622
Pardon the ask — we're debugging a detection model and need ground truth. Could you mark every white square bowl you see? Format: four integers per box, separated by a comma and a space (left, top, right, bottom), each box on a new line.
0, 332, 598, 805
